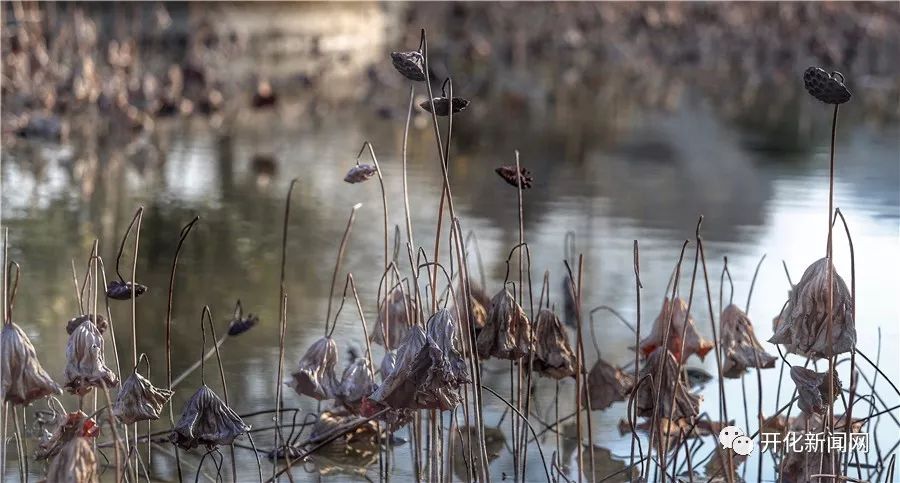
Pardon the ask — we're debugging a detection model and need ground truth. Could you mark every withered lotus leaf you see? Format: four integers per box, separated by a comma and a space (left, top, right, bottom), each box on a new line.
476, 289, 532, 360
390, 51, 426, 82
64, 321, 118, 396
309, 410, 380, 446
583, 358, 633, 410
66, 314, 107, 335
719, 304, 777, 378
105, 280, 147, 300
769, 258, 856, 359
289, 336, 339, 400
367, 311, 467, 413
337, 357, 376, 414
533, 309, 576, 379
112, 371, 174, 424
2, 322, 62, 404
170, 384, 250, 450
456, 283, 490, 334
636, 347, 701, 421
35, 410, 99, 461
781, 443, 837, 483
380, 351, 396, 382
639, 297, 713, 363
344, 164, 378, 184
790, 366, 841, 415
371, 288, 415, 350
367, 326, 426, 411
46, 437, 98, 483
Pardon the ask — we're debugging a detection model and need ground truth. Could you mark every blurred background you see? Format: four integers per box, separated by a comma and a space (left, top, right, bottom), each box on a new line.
2, 2, 899, 481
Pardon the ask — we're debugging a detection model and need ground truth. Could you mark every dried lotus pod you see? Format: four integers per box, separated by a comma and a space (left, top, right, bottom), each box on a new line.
289, 336, 339, 400
495, 165, 534, 190
476, 289, 532, 360
35, 410, 99, 461
343, 164, 378, 184
2, 322, 62, 404
532, 309, 576, 379
337, 357, 376, 414
66, 314, 107, 335
112, 370, 174, 424
636, 347, 701, 421
639, 297, 713, 363
390, 51, 426, 82
170, 384, 250, 449
719, 304, 777, 378
227, 300, 258, 336
45, 437, 98, 483
105, 280, 147, 300
583, 358, 633, 410
371, 288, 415, 350
803, 67, 851, 105
769, 258, 855, 358
790, 366, 841, 415
380, 351, 396, 382
420, 97, 469, 116
64, 320, 118, 396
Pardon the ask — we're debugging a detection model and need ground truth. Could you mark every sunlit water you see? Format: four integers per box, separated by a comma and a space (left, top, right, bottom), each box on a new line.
2, 82, 898, 481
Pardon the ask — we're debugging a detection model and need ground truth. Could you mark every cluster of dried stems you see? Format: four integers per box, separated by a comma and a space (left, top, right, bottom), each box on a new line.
1, 25, 897, 483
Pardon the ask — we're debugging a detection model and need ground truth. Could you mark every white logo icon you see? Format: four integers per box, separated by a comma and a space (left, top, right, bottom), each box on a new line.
719, 425, 754, 456
732, 435, 754, 456
719, 425, 744, 449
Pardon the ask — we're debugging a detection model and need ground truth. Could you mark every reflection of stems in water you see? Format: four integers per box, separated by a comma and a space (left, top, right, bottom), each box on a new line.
481, 385, 551, 482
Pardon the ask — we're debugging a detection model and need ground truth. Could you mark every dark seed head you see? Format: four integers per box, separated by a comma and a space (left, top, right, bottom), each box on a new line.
420, 97, 469, 116
344, 164, 378, 184
390, 51, 426, 82
803, 67, 851, 105
227, 314, 259, 336
106, 280, 147, 300
495, 165, 533, 189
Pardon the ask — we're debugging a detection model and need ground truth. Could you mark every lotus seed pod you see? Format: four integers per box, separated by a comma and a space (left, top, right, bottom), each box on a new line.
803, 67, 851, 105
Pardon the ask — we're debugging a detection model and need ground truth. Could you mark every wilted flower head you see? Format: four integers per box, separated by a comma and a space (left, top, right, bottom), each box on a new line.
476, 289, 532, 360
112, 371, 174, 424
495, 165, 534, 189
105, 280, 147, 300
371, 287, 415, 350
769, 258, 855, 358
390, 51, 426, 82
803, 67, 851, 105
719, 304, 777, 378
636, 347, 701, 421
583, 358, 634, 410
66, 314, 107, 335
380, 351, 396, 382
337, 356, 376, 414
344, 164, 378, 184
64, 320, 118, 396
2, 322, 62, 404
420, 97, 469, 116
170, 384, 250, 449
790, 366, 840, 415
35, 410, 99, 461
639, 297, 713, 363
533, 309, 576, 379
289, 336, 339, 400
45, 437, 98, 483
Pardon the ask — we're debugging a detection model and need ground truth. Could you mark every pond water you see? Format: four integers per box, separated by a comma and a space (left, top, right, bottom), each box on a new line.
2, 48, 899, 483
